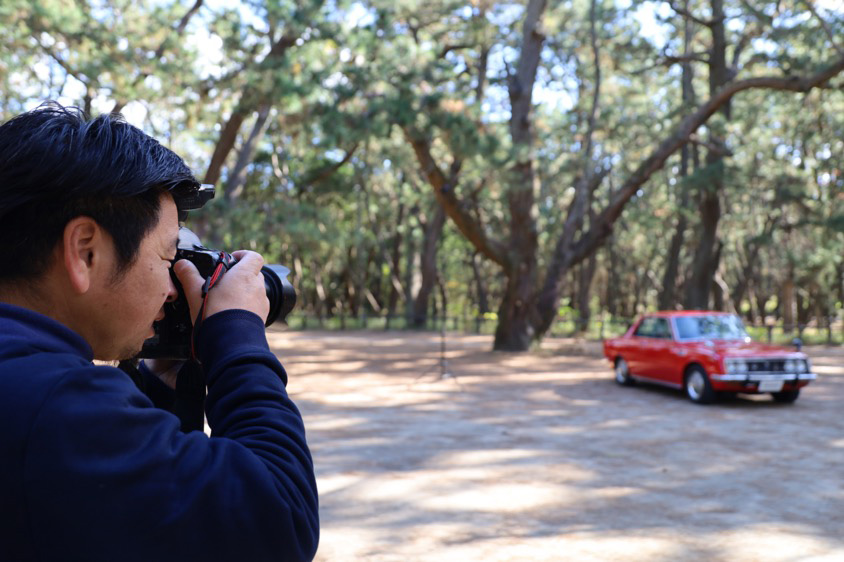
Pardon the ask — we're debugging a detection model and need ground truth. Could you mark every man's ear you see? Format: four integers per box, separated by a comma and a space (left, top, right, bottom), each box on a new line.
62, 216, 106, 294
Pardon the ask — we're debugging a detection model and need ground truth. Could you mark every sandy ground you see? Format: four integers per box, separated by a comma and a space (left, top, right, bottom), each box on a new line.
266, 328, 844, 562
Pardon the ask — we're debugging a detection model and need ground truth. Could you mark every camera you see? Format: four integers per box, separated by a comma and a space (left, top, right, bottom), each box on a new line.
138, 227, 296, 360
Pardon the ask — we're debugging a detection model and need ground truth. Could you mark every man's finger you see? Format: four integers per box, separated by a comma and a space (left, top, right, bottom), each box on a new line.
173, 259, 203, 293
173, 259, 205, 322
230, 250, 265, 273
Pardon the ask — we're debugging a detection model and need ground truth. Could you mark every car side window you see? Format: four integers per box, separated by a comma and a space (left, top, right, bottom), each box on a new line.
634, 317, 655, 337
653, 318, 672, 339
634, 317, 671, 339
674, 317, 698, 339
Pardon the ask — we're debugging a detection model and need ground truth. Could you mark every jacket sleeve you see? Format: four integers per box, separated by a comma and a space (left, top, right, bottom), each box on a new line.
23, 310, 319, 562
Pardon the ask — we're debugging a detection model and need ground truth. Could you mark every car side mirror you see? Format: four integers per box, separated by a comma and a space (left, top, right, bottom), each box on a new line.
792, 337, 803, 351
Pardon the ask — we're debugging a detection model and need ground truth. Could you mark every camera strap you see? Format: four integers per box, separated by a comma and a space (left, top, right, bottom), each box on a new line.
190, 253, 232, 362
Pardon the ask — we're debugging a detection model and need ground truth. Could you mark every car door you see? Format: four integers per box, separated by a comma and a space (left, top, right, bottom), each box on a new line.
660, 317, 690, 386
628, 317, 662, 376
646, 317, 674, 382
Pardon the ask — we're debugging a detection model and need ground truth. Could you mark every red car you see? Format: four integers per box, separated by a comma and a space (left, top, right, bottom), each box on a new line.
603, 311, 816, 404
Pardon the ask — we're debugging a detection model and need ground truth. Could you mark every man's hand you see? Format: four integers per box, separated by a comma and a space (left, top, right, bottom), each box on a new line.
143, 358, 183, 389
173, 250, 270, 325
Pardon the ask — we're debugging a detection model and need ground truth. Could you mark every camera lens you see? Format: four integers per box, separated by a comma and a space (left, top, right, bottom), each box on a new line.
261, 264, 296, 326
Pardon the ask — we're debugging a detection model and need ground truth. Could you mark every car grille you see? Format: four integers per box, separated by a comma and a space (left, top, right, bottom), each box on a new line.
746, 360, 785, 373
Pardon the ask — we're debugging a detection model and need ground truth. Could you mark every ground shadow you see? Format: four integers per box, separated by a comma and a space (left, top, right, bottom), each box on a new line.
268, 329, 844, 561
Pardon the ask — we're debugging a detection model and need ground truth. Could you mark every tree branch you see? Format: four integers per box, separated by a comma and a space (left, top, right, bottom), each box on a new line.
688, 133, 733, 156
403, 129, 509, 267
666, 0, 725, 27
508, 0, 547, 147
568, 53, 844, 267
224, 103, 272, 202
111, 0, 205, 113
803, 0, 844, 56
203, 31, 301, 185
174, 0, 204, 34
533, 0, 607, 335
439, 43, 473, 59
731, 21, 764, 70
631, 52, 710, 75
475, 44, 490, 103
300, 144, 359, 189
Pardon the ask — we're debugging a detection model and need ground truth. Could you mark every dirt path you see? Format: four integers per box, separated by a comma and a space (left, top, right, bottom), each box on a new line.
267, 328, 844, 561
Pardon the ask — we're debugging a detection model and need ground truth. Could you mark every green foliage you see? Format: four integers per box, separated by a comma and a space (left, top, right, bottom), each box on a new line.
0, 0, 842, 340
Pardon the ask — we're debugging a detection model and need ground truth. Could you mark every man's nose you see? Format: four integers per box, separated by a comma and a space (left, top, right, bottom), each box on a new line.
165, 273, 179, 303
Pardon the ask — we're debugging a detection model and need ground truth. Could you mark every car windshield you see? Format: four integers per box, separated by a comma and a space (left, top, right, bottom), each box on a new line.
674, 314, 749, 341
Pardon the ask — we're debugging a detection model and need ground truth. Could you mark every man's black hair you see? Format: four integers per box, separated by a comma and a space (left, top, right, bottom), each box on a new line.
0, 102, 200, 283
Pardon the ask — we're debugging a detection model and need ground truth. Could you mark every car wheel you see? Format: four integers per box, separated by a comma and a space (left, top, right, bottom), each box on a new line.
614, 358, 634, 386
685, 366, 716, 404
771, 389, 800, 403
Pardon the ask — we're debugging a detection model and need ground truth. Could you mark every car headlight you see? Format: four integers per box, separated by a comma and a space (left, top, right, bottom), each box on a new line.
725, 359, 750, 374
784, 359, 797, 373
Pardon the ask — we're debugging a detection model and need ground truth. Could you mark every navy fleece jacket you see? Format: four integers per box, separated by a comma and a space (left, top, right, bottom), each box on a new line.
0, 303, 318, 561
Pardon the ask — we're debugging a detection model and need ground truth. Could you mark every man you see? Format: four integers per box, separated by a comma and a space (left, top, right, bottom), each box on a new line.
0, 104, 319, 561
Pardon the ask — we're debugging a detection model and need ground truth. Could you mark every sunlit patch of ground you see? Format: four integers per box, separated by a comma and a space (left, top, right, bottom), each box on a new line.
268, 328, 844, 561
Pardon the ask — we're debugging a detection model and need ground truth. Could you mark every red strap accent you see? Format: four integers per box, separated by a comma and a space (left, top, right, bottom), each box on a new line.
190, 255, 229, 362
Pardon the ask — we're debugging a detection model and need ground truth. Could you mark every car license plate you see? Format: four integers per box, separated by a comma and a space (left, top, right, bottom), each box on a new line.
758, 380, 784, 392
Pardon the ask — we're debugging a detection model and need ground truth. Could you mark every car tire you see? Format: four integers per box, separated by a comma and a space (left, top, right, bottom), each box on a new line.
685, 366, 716, 405
771, 389, 800, 403
614, 358, 634, 386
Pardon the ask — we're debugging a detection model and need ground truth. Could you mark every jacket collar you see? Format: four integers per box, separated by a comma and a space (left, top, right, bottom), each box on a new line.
0, 303, 93, 361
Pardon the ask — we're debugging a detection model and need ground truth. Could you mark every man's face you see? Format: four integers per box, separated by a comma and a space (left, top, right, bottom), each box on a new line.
92, 194, 180, 360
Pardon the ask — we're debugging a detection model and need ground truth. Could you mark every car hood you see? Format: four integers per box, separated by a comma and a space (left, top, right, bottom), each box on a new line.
689, 340, 804, 358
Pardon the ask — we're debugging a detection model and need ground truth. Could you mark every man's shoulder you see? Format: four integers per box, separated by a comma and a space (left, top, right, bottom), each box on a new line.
0, 348, 99, 403
0, 303, 93, 359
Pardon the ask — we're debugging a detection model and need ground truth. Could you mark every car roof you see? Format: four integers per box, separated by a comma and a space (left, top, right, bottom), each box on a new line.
643, 310, 735, 318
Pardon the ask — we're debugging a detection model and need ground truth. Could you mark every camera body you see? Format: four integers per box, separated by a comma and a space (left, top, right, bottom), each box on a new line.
138, 227, 296, 360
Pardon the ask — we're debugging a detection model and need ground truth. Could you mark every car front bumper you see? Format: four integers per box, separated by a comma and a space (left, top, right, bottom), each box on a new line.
710, 372, 817, 383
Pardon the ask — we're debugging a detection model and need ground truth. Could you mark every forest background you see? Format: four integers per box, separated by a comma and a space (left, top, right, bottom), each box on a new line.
2, 0, 843, 351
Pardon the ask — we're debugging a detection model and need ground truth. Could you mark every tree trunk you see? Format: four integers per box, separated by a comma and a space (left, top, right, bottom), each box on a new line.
224, 103, 272, 203
314, 269, 328, 324
576, 253, 598, 333
605, 237, 619, 317
782, 270, 796, 334
685, 187, 721, 309
797, 290, 810, 326
204, 110, 247, 186
492, 0, 546, 350
530, 0, 604, 338
403, 0, 844, 350
494, 262, 537, 350
659, 6, 697, 310
493, 164, 540, 349
756, 292, 770, 323
386, 203, 405, 320
403, 222, 417, 326
470, 252, 490, 315
202, 34, 299, 186
412, 204, 446, 327
732, 214, 778, 314
659, 176, 692, 310
684, 0, 729, 310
